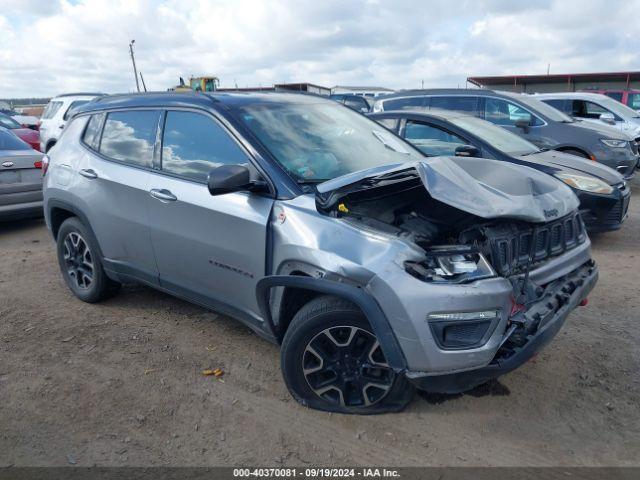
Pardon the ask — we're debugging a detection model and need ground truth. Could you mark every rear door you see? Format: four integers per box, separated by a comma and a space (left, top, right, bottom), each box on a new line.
0, 130, 43, 212
79, 110, 161, 283
145, 109, 273, 319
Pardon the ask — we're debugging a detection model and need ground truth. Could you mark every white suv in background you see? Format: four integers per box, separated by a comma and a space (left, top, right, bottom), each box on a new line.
536, 92, 640, 140
39, 93, 102, 152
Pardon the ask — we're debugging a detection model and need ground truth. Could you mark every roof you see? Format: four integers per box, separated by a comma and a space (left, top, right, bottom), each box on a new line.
332, 86, 394, 91
53, 92, 105, 98
468, 71, 640, 87
370, 108, 470, 121
533, 92, 612, 100
377, 88, 514, 100
72, 91, 331, 115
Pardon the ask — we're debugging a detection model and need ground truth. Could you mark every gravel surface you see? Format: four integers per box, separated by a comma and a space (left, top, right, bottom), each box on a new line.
1, 178, 639, 467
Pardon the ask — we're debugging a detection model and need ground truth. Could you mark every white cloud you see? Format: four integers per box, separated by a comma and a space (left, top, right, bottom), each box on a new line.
0, 0, 638, 97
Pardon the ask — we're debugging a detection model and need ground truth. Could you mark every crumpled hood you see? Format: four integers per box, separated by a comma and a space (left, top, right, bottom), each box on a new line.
316, 157, 579, 223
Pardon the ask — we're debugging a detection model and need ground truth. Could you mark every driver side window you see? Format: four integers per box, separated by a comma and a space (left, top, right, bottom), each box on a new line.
404, 121, 468, 156
161, 111, 249, 182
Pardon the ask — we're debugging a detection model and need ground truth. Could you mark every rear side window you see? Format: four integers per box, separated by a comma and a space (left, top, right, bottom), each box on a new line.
82, 113, 105, 150
383, 97, 425, 111
0, 129, 29, 150
99, 110, 160, 168
161, 111, 248, 182
429, 96, 477, 113
42, 101, 63, 119
63, 100, 90, 121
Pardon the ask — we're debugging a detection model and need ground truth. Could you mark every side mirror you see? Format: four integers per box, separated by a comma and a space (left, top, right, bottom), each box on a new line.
599, 112, 616, 125
454, 145, 480, 157
515, 118, 531, 133
207, 164, 252, 196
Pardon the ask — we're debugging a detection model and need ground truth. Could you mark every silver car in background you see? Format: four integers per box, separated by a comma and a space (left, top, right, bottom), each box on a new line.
0, 127, 44, 221
536, 92, 640, 141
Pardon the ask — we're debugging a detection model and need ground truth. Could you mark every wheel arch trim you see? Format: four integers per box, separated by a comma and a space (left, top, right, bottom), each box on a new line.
46, 199, 105, 259
256, 275, 407, 371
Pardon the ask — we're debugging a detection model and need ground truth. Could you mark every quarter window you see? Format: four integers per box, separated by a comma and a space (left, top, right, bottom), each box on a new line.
161, 111, 248, 182
82, 113, 104, 150
483, 98, 543, 127
404, 121, 468, 156
99, 110, 160, 168
63, 100, 91, 121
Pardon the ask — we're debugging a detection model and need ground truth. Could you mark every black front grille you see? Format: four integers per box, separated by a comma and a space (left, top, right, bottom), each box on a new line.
481, 212, 586, 277
605, 201, 623, 223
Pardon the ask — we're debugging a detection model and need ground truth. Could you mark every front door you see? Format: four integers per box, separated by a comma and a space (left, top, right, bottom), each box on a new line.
145, 110, 273, 321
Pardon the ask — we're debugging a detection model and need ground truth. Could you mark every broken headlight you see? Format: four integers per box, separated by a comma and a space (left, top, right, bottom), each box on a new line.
405, 245, 496, 284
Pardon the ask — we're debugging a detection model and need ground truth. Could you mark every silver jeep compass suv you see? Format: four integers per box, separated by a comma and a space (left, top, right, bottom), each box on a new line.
43, 92, 598, 413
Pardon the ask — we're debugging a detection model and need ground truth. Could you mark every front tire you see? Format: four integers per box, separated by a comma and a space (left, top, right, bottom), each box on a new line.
56, 217, 120, 303
280, 295, 413, 414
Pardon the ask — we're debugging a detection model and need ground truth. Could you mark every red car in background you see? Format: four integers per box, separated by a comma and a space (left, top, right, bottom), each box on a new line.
0, 112, 41, 151
581, 89, 640, 111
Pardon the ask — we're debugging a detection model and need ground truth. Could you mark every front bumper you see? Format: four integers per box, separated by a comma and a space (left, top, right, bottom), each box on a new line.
406, 260, 598, 394
579, 183, 631, 232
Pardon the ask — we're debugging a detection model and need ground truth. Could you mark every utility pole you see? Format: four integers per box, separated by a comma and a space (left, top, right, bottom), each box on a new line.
129, 40, 140, 92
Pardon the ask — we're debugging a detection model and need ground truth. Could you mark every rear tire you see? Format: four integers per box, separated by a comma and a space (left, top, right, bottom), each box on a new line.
56, 217, 120, 303
280, 295, 413, 414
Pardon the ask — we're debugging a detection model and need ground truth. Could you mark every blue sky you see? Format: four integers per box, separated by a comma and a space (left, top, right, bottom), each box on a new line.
0, 0, 639, 97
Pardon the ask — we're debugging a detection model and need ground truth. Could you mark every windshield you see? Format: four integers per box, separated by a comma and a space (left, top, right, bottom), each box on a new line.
594, 95, 640, 119
512, 95, 575, 122
236, 101, 421, 182
450, 116, 539, 155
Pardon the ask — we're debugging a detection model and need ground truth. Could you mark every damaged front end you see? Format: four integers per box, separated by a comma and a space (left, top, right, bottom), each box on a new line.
315, 156, 597, 392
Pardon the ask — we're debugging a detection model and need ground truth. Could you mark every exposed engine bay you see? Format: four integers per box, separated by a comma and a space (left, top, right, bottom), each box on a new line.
322, 178, 587, 282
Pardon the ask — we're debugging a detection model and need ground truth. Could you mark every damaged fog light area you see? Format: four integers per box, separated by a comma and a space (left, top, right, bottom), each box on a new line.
405, 245, 496, 284
427, 310, 500, 349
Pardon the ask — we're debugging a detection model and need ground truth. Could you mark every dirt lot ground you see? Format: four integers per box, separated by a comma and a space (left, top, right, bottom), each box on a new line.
1, 179, 639, 468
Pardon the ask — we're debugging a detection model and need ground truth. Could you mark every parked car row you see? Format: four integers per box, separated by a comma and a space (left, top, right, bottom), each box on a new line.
372, 89, 638, 179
